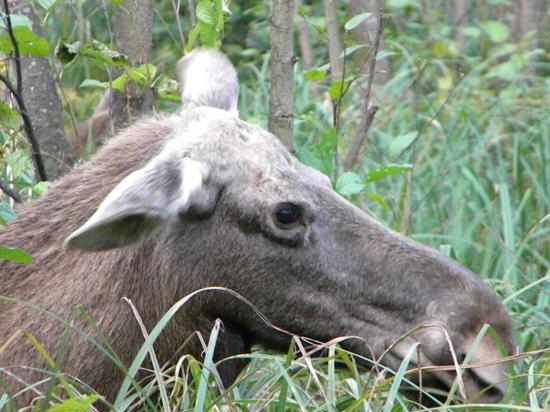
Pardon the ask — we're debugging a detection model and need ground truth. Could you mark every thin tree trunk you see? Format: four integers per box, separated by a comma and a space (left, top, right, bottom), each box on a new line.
514, 0, 542, 47
269, 0, 295, 151
514, 0, 543, 76
13, 0, 74, 180
295, 0, 314, 69
347, 0, 388, 83
112, 0, 155, 131
343, 6, 383, 171
324, 0, 343, 81
453, 0, 469, 46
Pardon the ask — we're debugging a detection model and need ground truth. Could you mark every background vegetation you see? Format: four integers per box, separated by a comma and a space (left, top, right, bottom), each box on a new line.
0, 0, 549, 410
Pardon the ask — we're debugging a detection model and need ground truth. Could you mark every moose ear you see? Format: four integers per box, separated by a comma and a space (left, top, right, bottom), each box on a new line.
65, 156, 210, 251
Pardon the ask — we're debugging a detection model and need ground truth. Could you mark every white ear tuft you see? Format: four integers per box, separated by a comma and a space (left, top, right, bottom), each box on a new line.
178, 49, 239, 115
65, 156, 209, 251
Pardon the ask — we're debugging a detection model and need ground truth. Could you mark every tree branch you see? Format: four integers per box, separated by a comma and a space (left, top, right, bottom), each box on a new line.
3, 0, 22, 95
324, 0, 343, 81
343, 6, 383, 171
0, 179, 22, 203
0, 72, 49, 182
1, 0, 48, 181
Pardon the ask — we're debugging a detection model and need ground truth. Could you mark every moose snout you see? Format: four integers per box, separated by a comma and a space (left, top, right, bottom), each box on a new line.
388, 319, 514, 404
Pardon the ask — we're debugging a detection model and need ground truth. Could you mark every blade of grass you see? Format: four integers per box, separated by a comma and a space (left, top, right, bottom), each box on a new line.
275, 339, 295, 412
444, 324, 490, 405
499, 183, 517, 283
194, 319, 222, 411
382, 342, 419, 412
124, 297, 171, 412
328, 344, 336, 411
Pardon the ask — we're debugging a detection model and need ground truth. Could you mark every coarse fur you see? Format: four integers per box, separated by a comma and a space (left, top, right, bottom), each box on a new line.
0, 50, 515, 406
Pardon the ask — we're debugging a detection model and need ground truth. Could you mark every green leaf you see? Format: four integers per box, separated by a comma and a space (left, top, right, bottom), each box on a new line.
0, 14, 32, 30
432, 41, 449, 58
480, 20, 509, 43
387, 0, 421, 8
36, 0, 57, 10
296, 148, 324, 174
78, 40, 129, 70
340, 44, 368, 59
127, 64, 157, 86
329, 80, 346, 101
110, 73, 128, 91
185, 25, 201, 53
5, 149, 33, 182
461, 26, 481, 38
389, 131, 418, 158
344, 12, 373, 32
45, 395, 100, 412
365, 164, 412, 184
199, 24, 214, 49
376, 50, 397, 61
366, 192, 390, 212
108, 0, 122, 4
0, 102, 19, 131
304, 68, 327, 81
32, 181, 52, 197
486, 55, 524, 81
439, 244, 457, 259
56, 40, 129, 71
336, 172, 365, 197
0, 27, 49, 57
156, 76, 180, 102
79, 79, 107, 89
196, 0, 216, 25
0, 202, 16, 226
0, 247, 33, 263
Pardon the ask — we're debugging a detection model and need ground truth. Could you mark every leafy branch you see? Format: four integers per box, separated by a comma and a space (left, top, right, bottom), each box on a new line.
0, 0, 48, 182
0, 178, 22, 203
343, 5, 383, 171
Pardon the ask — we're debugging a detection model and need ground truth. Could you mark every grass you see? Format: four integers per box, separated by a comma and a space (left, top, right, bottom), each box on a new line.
1, 293, 547, 410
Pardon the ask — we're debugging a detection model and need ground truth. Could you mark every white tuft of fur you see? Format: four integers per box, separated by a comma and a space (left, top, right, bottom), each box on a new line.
178, 49, 239, 115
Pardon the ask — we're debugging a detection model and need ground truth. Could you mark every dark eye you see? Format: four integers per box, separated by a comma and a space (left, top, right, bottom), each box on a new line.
275, 203, 301, 226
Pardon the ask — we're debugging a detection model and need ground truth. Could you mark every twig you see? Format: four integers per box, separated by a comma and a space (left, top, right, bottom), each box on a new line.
3, 0, 22, 96
187, 0, 196, 27
344, 104, 379, 170
1, 0, 48, 181
171, 0, 186, 45
332, 35, 348, 182
0, 179, 22, 203
343, 5, 383, 171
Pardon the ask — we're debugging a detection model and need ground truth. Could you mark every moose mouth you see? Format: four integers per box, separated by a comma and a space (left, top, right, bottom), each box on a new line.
383, 349, 506, 405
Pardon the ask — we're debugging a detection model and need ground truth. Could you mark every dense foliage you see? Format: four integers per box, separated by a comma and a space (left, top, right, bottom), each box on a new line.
0, 0, 548, 410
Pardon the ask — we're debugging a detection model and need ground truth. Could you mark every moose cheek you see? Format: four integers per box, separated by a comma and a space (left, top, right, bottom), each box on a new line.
262, 226, 305, 247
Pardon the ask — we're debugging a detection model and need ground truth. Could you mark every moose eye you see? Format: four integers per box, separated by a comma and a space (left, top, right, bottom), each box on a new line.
275, 203, 301, 226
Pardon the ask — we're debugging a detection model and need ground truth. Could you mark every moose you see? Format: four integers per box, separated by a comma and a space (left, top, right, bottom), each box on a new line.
0, 50, 515, 406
